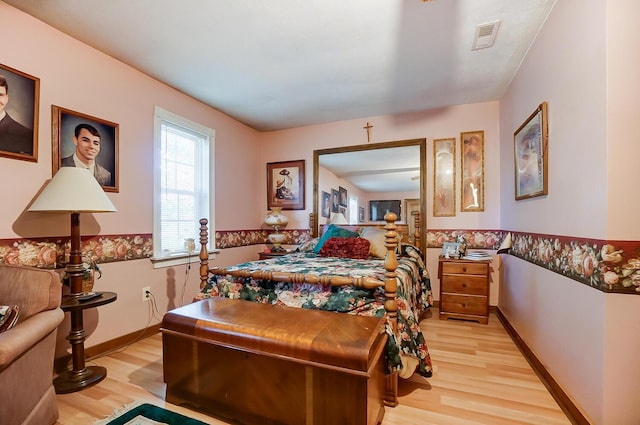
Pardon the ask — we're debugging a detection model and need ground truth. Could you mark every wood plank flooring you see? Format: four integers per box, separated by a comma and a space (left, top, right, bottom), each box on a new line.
54, 309, 572, 425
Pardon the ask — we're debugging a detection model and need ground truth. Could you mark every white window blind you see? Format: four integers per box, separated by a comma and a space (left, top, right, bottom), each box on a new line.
153, 107, 214, 265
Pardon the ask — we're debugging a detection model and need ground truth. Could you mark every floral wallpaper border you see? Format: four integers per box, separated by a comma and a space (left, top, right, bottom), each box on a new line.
2, 228, 638, 295
214, 229, 310, 249
0, 229, 310, 268
426, 229, 640, 295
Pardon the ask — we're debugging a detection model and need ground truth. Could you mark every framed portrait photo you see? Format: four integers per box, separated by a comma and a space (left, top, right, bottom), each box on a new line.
52, 106, 119, 192
460, 130, 484, 212
338, 186, 347, 207
0, 63, 39, 162
514, 102, 548, 200
267, 159, 305, 210
321, 190, 331, 218
331, 189, 339, 213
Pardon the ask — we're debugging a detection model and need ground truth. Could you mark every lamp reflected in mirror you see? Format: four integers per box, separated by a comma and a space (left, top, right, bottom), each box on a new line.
330, 212, 348, 225
497, 232, 512, 254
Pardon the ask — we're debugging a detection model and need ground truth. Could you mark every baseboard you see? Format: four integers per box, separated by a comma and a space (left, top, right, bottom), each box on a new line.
495, 308, 590, 425
55, 323, 161, 372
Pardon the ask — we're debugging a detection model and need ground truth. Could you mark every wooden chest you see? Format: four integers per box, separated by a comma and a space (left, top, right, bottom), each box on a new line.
162, 297, 387, 425
438, 258, 491, 324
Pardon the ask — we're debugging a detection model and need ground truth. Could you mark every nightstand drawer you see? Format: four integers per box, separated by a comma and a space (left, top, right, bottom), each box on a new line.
440, 294, 488, 316
441, 261, 488, 275
441, 275, 488, 296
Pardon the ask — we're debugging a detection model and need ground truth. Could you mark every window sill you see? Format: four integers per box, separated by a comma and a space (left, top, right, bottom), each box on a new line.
149, 250, 219, 269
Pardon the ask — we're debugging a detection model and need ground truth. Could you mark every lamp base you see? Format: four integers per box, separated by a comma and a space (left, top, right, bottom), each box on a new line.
54, 365, 107, 394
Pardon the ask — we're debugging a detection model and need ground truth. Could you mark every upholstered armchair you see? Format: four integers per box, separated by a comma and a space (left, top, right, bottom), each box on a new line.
0, 264, 64, 425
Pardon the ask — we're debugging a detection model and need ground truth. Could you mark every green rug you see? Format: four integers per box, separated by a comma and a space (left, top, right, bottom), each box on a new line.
97, 403, 209, 425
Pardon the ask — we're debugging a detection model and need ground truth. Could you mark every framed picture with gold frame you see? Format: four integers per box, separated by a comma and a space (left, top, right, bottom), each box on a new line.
433, 138, 455, 217
514, 102, 548, 200
460, 130, 484, 212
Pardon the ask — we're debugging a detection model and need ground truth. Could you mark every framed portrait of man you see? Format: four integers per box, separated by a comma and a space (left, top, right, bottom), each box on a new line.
321, 191, 331, 218
52, 105, 119, 192
0, 63, 39, 162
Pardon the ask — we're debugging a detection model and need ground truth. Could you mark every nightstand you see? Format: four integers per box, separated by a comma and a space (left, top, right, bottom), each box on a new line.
258, 251, 291, 260
438, 257, 490, 324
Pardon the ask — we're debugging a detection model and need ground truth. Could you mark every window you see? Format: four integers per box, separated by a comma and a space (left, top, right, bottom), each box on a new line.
349, 195, 358, 224
152, 106, 215, 267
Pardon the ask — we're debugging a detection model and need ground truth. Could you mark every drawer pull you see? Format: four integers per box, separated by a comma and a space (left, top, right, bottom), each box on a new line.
462, 283, 467, 288
462, 267, 467, 272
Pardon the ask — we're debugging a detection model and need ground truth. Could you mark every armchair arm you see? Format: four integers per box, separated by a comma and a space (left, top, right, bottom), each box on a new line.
0, 308, 64, 371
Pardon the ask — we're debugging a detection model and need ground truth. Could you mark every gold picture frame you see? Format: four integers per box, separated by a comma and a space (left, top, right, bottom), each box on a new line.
433, 138, 456, 216
460, 130, 484, 212
514, 102, 548, 200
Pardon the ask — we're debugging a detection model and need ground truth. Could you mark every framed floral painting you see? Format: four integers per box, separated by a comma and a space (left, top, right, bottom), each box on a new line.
514, 102, 548, 200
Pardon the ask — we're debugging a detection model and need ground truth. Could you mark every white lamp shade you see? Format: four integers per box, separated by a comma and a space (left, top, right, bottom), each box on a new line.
497, 232, 512, 254
28, 168, 117, 213
330, 212, 348, 225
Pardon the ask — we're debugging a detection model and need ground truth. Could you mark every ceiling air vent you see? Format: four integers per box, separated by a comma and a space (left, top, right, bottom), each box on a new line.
472, 20, 501, 50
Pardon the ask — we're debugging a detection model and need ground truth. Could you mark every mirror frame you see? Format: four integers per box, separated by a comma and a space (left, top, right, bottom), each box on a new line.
313, 138, 427, 254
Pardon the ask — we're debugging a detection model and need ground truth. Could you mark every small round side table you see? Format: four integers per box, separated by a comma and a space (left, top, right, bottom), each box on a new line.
54, 291, 117, 394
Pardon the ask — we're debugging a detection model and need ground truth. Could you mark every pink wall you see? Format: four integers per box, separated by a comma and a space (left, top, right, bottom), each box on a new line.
261, 103, 502, 301
1, 3, 262, 351
499, 1, 640, 423
602, 1, 640, 421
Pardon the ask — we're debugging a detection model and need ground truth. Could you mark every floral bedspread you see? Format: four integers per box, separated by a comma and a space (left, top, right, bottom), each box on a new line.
195, 247, 433, 378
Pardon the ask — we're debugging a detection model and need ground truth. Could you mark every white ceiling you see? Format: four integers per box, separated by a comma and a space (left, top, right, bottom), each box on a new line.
5, 0, 555, 132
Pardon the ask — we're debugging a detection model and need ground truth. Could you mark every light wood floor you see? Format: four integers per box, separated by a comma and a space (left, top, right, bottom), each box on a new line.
54, 309, 572, 425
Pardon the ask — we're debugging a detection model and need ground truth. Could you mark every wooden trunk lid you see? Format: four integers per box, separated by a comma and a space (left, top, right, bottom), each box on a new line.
162, 297, 386, 373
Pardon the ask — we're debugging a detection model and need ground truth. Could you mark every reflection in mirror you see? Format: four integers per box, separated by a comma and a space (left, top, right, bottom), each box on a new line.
313, 139, 426, 254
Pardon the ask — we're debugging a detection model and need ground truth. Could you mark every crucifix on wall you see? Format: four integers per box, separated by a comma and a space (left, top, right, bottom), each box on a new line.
363, 122, 373, 143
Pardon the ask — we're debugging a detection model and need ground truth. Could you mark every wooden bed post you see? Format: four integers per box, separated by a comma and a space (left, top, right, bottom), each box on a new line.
199, 218, 210, 289
309, 212, 317, 238
383, 212, 400, 407
412, 211, 421, 251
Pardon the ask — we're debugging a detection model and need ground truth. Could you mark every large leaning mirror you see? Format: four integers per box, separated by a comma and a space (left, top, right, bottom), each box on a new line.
313, 138, 427, 254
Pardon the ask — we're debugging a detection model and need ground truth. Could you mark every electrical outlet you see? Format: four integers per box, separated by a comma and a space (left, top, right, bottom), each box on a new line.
142, 286, 151, 302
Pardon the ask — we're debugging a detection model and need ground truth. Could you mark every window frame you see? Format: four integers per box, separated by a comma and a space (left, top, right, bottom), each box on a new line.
151, 106, 216, 268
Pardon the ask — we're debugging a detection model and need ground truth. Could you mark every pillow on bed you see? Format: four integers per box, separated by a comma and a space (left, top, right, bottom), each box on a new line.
359, 227, 387, 258
313, 224, 359, 254
297, 237, 319, 253
319, 237, 371, 259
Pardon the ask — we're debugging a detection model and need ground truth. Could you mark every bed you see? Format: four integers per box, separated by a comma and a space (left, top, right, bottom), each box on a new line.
190, 212, 433, 408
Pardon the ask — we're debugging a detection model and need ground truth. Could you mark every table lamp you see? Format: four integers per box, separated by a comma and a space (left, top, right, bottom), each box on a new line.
28, 167, 117, 296
264, 207, 288, 252
330, 212, 348, 225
